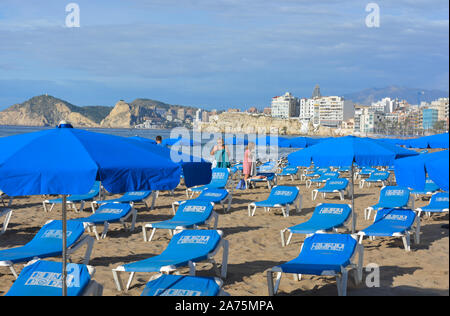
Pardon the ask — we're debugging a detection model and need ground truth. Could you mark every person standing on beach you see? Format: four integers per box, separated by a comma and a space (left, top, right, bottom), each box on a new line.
243, 142, 256, 183
210, 138, 231, 168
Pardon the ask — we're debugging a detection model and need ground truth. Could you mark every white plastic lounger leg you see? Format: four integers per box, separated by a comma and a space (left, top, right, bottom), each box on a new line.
101, 222, 109, 239
1, 209, 12, 234
67, 235, 95, 265
188, 261, 196, 276
414, 217, 421, 244
402, 233, 411, 252
112, 269, 124, 291
126, 272, 135, 291
280, 229, 286, 247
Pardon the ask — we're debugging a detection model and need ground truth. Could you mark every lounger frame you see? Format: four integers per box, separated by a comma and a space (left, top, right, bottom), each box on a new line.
248, 186, 302, 218
267, 235, 363, 296
112, 231, 229, 292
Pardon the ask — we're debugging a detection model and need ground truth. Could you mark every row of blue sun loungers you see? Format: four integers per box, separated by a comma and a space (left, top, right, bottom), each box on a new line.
1, 164, 448, 296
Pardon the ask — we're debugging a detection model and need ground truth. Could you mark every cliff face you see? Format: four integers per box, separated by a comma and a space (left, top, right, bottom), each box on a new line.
0, 95, 105, 127
100, 100, 158, 128
197, 112, 353, 136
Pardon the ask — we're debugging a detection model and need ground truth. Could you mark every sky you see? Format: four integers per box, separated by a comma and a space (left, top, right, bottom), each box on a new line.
0, 0, 448, 110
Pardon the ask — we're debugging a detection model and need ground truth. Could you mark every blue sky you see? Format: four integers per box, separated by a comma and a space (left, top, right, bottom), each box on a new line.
0, 0, 448, 110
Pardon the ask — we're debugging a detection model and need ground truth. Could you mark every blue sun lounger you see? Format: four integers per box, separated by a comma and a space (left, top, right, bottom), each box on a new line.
43, 181, 101, 213
410, 178, 440, 199
247, 172, 278, 189
312, 179, 349, 201
248, 186, 302, 217
267, 233, 363, 296
142, 201, 218, 242
1, 198, 13, 235
91, 190, 155, 212
300, 167, 329, 181
141, 274, 229, 296
5, 259, 103, 296
172, 188, 232, 214
0, 220, 94, 278
70, 203, 137, 240
364, 186, 413, 220
359, 171, 390, 188
306, 171, 339, 188
358, 208, 420, 251
355, 167, 377, 181
280, 203, 352, 247
415, 192, 449, 218
187, 168, 231, 198
112, 229, 229, 291
277, 166, 299, 182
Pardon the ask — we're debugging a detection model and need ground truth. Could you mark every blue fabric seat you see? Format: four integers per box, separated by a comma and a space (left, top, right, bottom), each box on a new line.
306, 171, 339, 188
358, 208, 419, 251
267, 234, 363, 296
70, 203, 137, 240
410, 178, 440, 198
281, 203, 352, 246
415, 192, 449, 217
172, 188, 232, 214
312, 179, 349, 201
43, 181, 101, 213
248, 186, 301, 217
141, 274, 227, 296
0, 220, 94, 278
301, 167, 329, 181
143, 201, 218, 241
112, 229, 229, 291
364, 186, 412, 220
187, 168, 230, 197
5, 260, 102, 296
92, 190, 154, 211
360, 171, 390, 188
277, 166, 299, 181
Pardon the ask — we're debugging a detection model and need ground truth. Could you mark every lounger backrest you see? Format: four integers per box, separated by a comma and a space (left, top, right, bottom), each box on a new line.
141, 275, 220, 296
268, 186, 299, 204
319, 172, 339, 180
197, 189, 228, 202
164, 230, 222, 261
423, 179, 440, 192
368, 171, 389, 181
378, 186, 411, 208
373, 209, 416, 228
310, 203, 351, 223
5, 260, 91, 296
298, 233, 357, 266
95, 203, 132, 217
68, 181, 100, 200
323, 179, 348, 190
122, 191, 152, 200
175, 201, 214, 222
282, 166, 298, 174
259, 161, 277, 172
28, 220, 85, 249
429, 192, 449, 208
209, 168, 229, 188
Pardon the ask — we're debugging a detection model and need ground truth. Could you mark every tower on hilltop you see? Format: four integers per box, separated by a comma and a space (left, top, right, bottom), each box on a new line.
312, 84, 321, 98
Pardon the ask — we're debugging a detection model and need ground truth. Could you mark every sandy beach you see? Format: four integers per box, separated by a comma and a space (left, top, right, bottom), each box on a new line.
0, 170, 448, 296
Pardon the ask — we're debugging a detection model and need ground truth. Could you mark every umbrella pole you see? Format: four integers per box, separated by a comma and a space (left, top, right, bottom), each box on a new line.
62, 195, 67, 296
351, 162, 356, 233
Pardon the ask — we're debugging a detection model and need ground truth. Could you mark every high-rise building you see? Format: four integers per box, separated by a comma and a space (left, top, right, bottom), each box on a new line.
271, 92, 299, 118
314, 96, 354, 128
177, 108, 186, 121
202, 111, 209, 123
422, 108, 439, 130
312, 84, 321, 98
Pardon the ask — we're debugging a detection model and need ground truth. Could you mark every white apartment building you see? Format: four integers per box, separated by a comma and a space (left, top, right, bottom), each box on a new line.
271, 92, 299, 118
299, 98, 316, 120
371, 97, 399, 113
314, 96, 354, 128
430, 97, 449, 121
354, 106, 385, 134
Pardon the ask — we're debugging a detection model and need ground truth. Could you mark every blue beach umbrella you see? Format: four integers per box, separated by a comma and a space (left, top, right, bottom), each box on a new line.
128, 135, 157, 145
127, 137, 212, 188
278, 136, 320, 148
287, 136, 419, 232
0, 123, 183, 295
394, 150, 449, 192
406, 133, 449, 149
